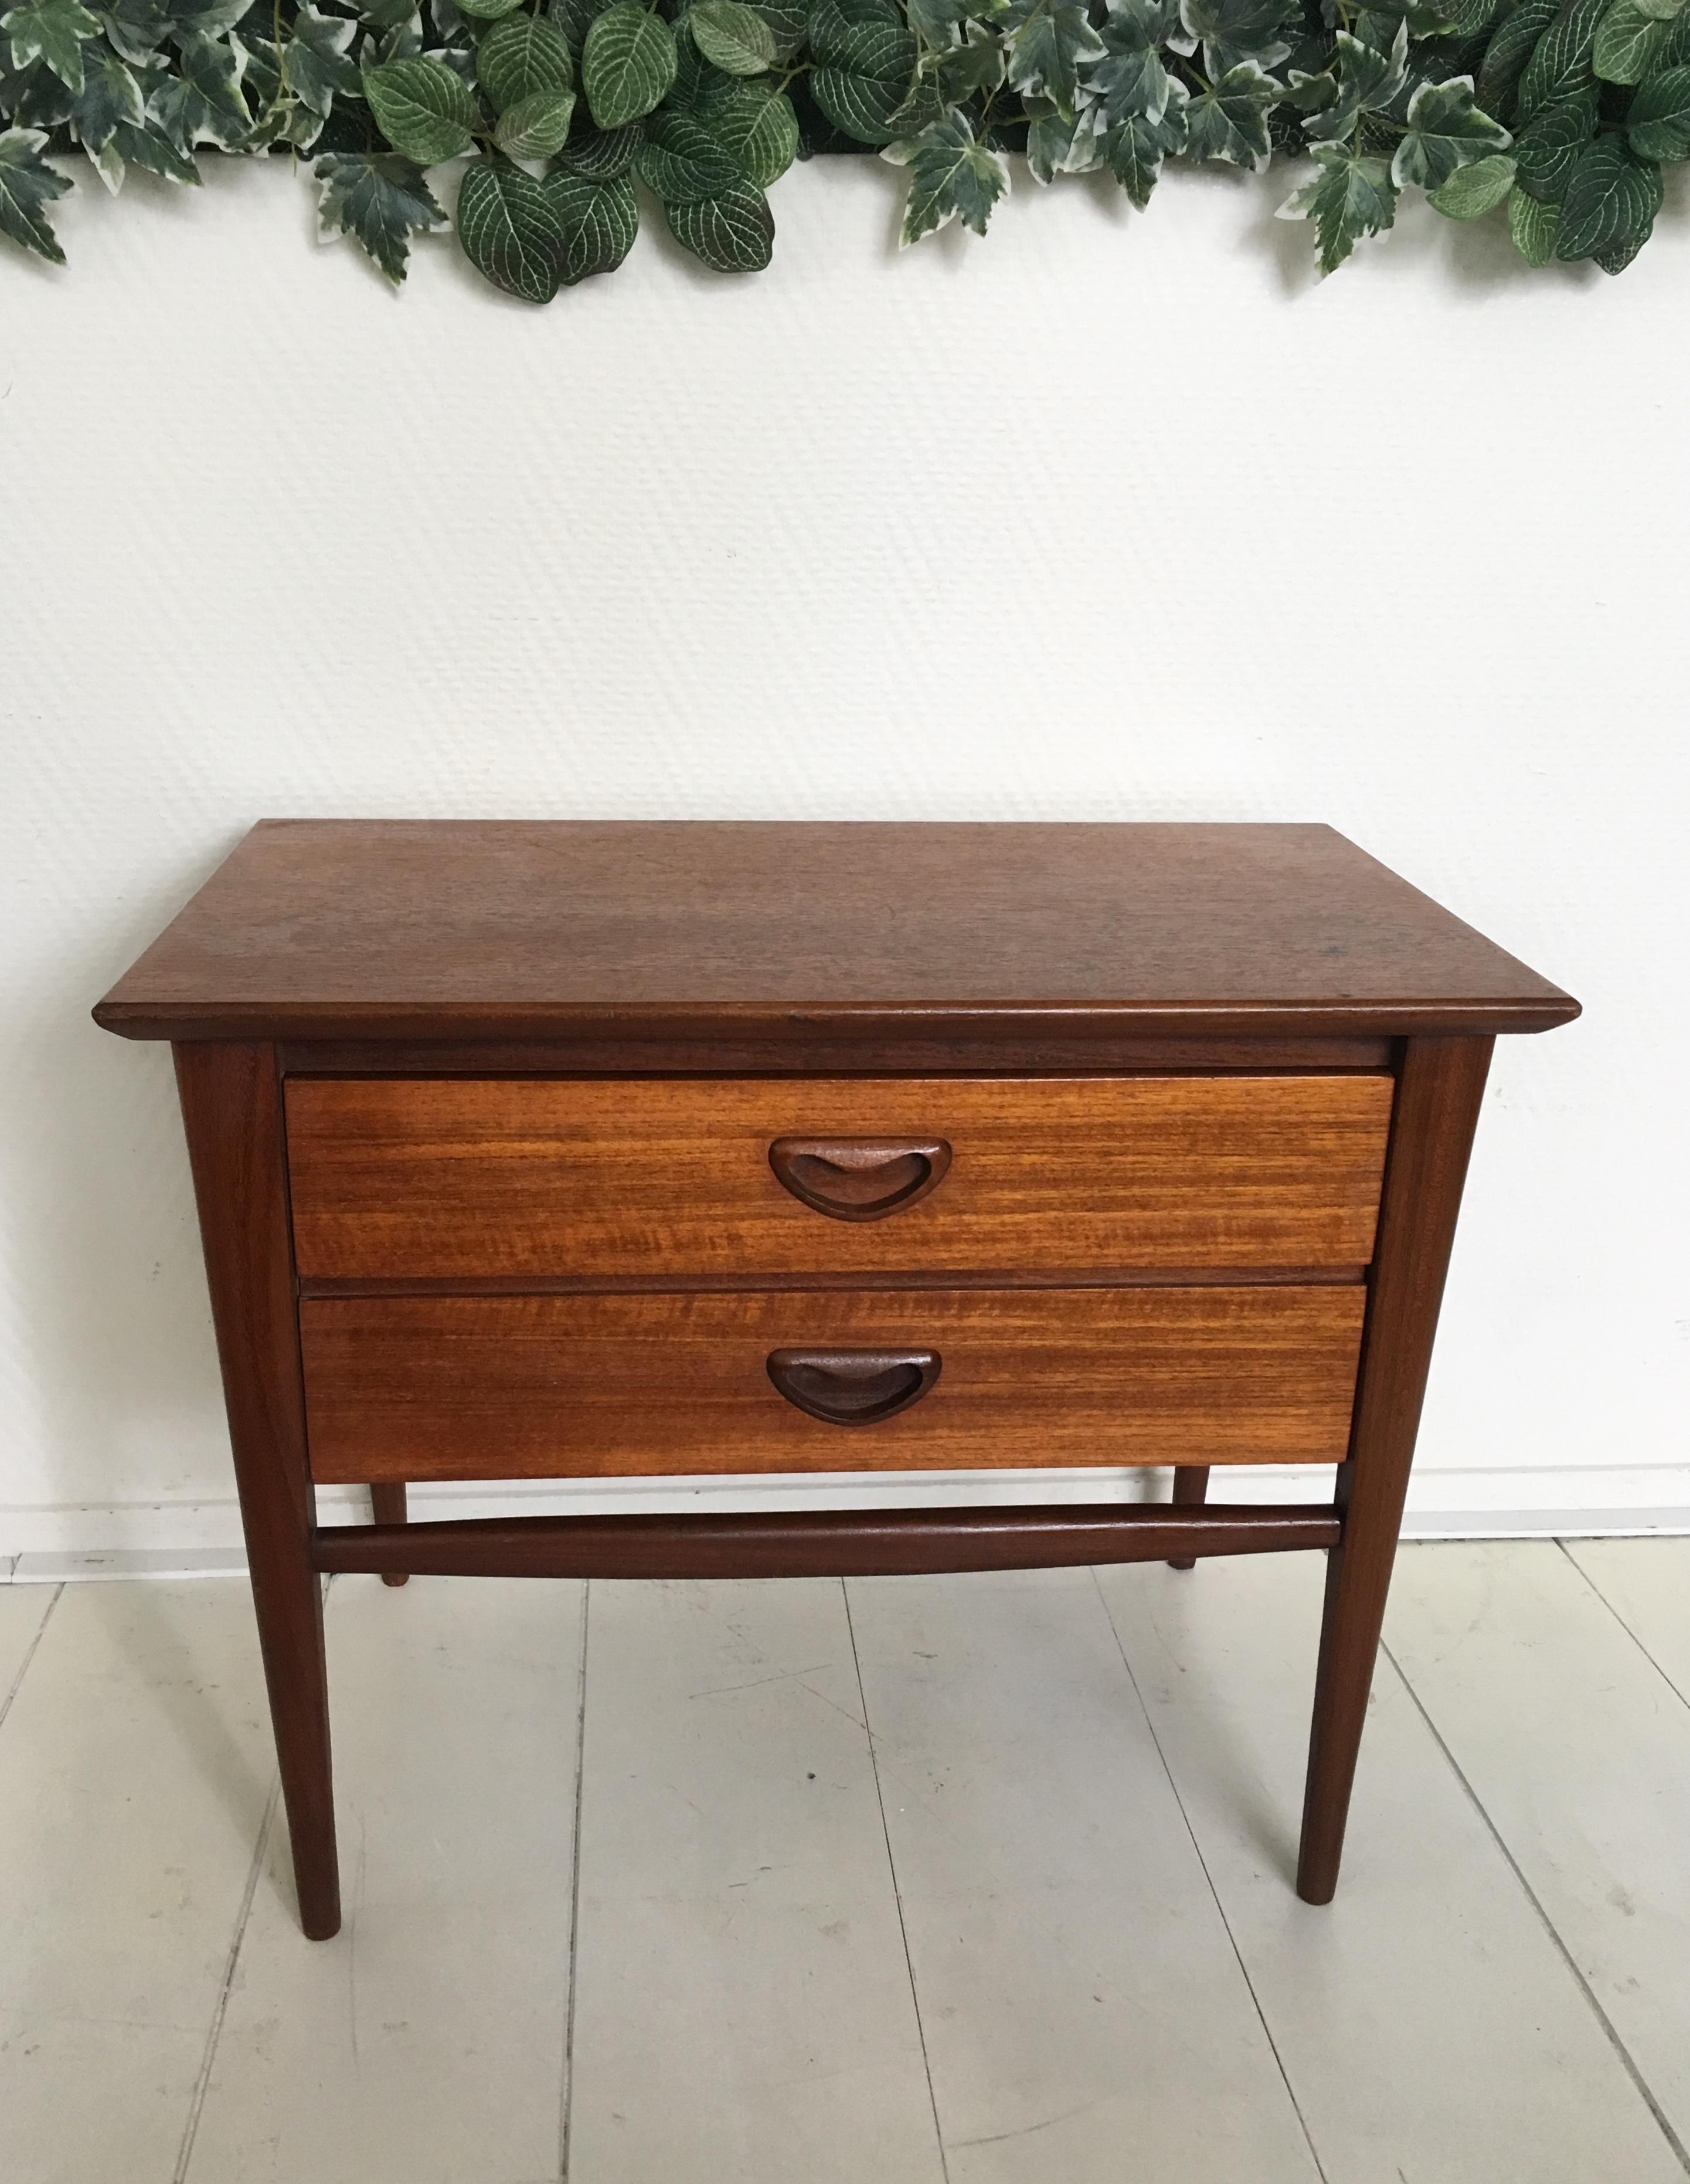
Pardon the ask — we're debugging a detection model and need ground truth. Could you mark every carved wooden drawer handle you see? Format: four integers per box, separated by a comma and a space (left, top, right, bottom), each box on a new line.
767, 1136, 952, 1222
766, 1349, 942, 1426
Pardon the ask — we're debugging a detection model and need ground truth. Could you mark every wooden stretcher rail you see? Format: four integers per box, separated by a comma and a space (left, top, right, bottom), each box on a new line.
308, 1502, 1342, 1581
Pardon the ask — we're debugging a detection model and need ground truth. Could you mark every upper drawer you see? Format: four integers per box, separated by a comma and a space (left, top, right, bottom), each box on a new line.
285, 1074, 1393, 1281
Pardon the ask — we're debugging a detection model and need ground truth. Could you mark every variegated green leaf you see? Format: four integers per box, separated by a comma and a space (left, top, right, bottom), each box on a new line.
3, 0, 98, 91
149, 27, 249, 149
999, 0, 1103, 116
0, 120, 69, 257
1276, 141, 1397, 269
316, 148, 446, 281
1101, 77, 1187, 202
1185, 56, 1277, 167
1177, 0, 1297, 75
1391, 73, 1509, 188
885, 104, 1006, 239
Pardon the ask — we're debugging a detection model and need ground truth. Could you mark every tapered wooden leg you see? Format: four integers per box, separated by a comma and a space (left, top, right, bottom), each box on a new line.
1167, 1466, 1210, 1568
176, 1042, 341, 1941
370, 1483, 410, 1585
1297, 1036, 1493, 1906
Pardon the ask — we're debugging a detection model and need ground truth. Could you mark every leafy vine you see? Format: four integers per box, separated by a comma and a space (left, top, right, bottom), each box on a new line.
2, 0, 1682, 293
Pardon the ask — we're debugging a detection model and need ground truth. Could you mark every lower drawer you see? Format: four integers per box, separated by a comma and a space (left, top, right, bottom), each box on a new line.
300, 1287, 1365, 1483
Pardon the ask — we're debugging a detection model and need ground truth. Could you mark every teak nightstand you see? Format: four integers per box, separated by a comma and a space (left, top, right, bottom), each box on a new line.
94, 821, 1579, 1941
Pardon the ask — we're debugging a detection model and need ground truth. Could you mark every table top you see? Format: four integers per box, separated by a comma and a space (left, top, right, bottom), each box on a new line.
93, 820, 1579, 1044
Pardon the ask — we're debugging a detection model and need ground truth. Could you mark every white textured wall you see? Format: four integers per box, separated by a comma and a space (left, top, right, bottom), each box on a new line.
4, 152, 1687, 1563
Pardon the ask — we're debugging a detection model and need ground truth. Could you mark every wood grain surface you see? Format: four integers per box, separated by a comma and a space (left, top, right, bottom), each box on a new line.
285, 1073, 1393, 1280
93, 821, 1580, 1044
300, 1285, 1366, 1482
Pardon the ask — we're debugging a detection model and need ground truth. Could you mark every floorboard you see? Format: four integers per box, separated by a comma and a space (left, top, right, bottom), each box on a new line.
1565, 1538, 1690, 1705
1386, 1540, 1690, 2167
183, 1575, 584, 2184
0, 1580, 274, 2184
845, 1565, 1322, 2184
565, 1576, 946, 2184
1095, 1551, 1688, 2184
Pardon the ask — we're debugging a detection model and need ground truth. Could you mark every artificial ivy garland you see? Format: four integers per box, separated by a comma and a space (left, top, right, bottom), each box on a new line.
2, 0, 1684, 294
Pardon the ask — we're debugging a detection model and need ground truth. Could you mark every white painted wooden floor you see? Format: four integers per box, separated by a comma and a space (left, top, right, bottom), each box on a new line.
1, 1541, 1687, 2183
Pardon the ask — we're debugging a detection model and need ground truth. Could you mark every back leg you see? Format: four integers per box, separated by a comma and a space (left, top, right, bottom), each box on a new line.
370, 1482, 410, 1587
1167, 1466, 1210, 1570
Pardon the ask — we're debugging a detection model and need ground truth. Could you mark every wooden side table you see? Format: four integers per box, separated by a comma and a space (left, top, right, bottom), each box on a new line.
94, 822, 1578, 1941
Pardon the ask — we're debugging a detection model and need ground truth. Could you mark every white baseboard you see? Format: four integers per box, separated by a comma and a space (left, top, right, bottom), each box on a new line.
5, 1464, 1688, 1580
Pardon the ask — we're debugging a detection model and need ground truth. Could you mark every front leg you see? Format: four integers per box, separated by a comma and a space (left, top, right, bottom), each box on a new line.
176, 1041, 341, 1941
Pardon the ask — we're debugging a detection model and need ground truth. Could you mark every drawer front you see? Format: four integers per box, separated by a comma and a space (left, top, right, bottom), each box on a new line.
300, 1286, 1365, 1482
287, 1075, 1392, 1280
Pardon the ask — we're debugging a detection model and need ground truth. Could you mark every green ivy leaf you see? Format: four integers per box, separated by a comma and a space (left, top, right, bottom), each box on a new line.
549, 165, 637, 276
283, 2, 359, 118
1511, 86, 1594, 196
1298, 26, 1407, 147
1101, 78, 1187, 202
808, 8, 916, 141
1277, 141, 1397, 269
698, 76, 797, 182
315, 147, 446, 281
1627, 62, 1690, 154
1087, 0, 1175, 125
457, 150, 570, 298
0, 120, 69, 258
556, 110, 642, 172
689, 0, 773, 73
1024, 97, 1103, 181
68, 40, 143, 154
362, 53, 478, 160
884, 104, 1006, 239
494, 83, 574, 152
999, 0, 1104, 117
1391, 72, 1510, 187
98, 0, 171, 63
1176, 0, 1297, 76
582, 2, 675, 125
104, 110, 199, 177
663, 173, 771, 264
1185, 57, 1277, 167
1508, 173, 1559, 253
477, 12, 573, 110
1427, 145, 1516, 210
634, 101, 743, 195
149, 28, 250, 150
1593, 0, 1665, 79
3, 0, 98, 93
1555, 130, 1662, 253
936, 19, 1005, 100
